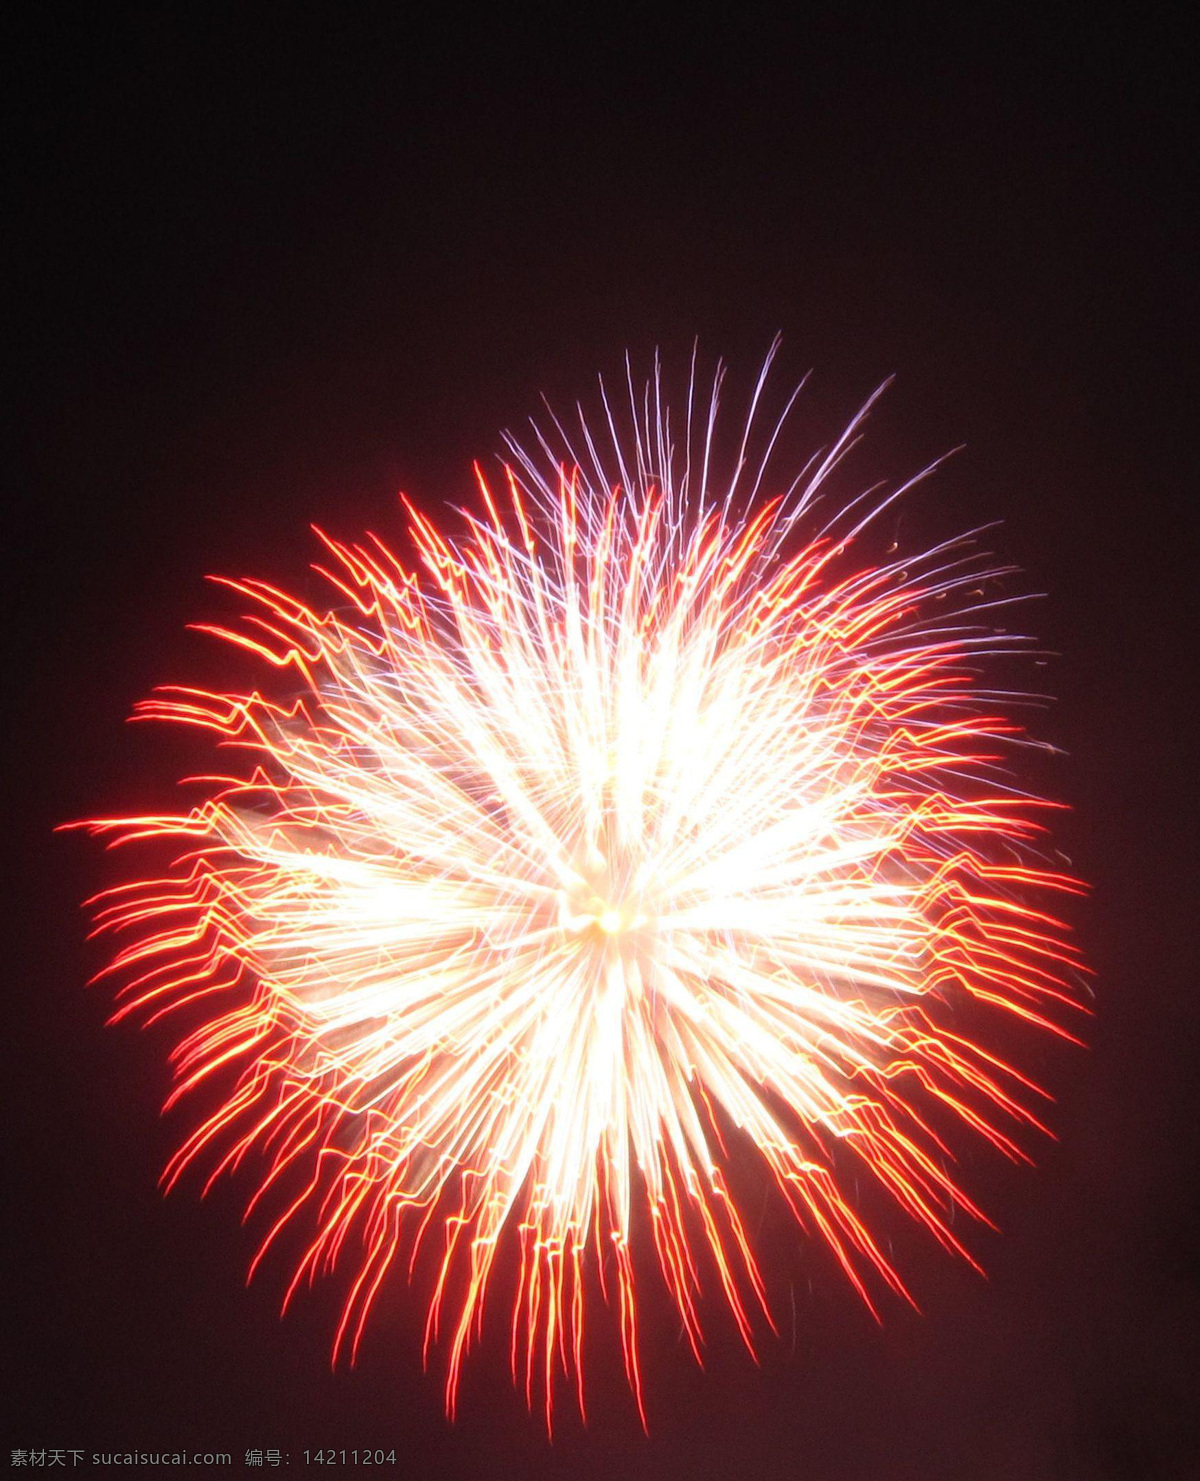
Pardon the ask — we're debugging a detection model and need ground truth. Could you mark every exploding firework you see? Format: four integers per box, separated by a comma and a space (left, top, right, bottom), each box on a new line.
74, 347, 1084, 1426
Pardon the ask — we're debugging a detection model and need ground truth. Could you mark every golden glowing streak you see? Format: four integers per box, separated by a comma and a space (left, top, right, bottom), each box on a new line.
72, 352, 1085, 1430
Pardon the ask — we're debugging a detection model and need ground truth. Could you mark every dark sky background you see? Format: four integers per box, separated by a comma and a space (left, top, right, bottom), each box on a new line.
9, 11, 1198, 1479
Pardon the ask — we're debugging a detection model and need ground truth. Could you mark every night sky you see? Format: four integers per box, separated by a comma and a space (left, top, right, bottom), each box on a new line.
9, 12, 1199, 1479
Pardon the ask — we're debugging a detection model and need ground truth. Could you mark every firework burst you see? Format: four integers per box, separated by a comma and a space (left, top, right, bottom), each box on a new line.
74, 347, 1084, 1426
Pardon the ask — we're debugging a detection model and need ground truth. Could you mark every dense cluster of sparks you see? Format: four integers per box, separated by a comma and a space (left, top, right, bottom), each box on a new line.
76, 351, 1084, 1426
